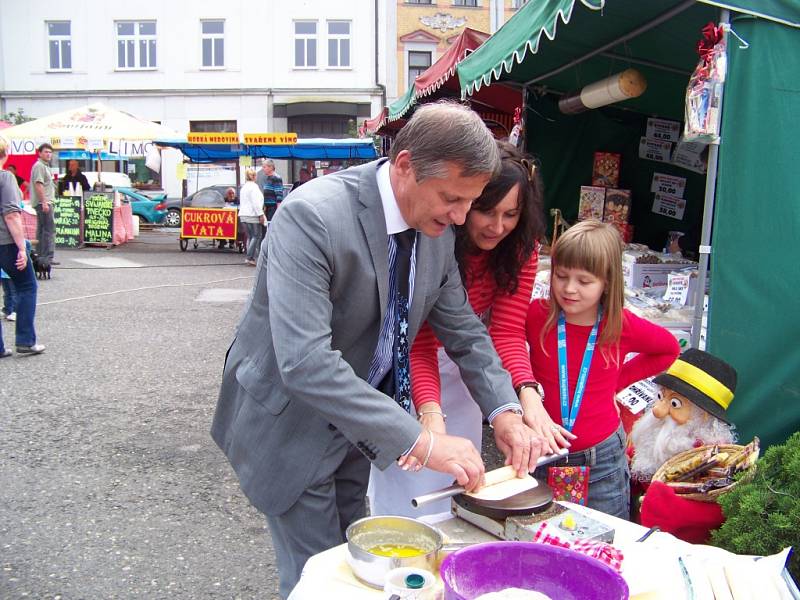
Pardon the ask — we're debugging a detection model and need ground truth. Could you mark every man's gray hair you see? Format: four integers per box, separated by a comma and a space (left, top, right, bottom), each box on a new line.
389, 101, 500, 181
262, 159, 275, 168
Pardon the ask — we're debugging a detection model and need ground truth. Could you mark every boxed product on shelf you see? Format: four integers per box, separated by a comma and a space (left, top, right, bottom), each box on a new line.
591, 152, 621, 187
602, 188, 632, 226
622, 249, 697, 289
578, 186, 606, 221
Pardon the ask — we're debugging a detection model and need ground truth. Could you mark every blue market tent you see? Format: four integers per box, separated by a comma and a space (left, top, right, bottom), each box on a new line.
156, 137, 377, 163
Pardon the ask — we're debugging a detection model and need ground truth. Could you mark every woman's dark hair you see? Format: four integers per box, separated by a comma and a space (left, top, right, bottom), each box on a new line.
455, 140, 545, 294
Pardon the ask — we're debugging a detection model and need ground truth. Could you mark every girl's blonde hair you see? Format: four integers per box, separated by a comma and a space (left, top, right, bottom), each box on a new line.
540, 220, 625, 363
245, 168, 257, 181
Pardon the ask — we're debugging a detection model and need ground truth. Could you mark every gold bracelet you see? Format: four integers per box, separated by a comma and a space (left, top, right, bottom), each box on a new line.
417, 411, 447, 422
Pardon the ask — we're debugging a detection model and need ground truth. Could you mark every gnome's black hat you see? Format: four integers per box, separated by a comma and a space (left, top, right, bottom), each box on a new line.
654, 348, 737, 424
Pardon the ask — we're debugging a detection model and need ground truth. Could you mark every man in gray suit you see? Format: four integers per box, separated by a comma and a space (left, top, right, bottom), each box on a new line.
211, 102, 546, 598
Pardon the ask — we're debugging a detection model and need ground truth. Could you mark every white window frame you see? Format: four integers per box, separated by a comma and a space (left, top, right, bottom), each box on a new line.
453, 0, 479, 6
326, 20, 351, 69
46, 21, 72, 72
115, 20, 157, 71
200, 19, 225, 69
294, 21, 318, 69
511, 0, 529, 8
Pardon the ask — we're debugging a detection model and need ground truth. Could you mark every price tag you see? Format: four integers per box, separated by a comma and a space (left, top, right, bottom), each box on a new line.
617, 377, 658, 415
652, 192, 686, 220
646, 118, 681, 143
664, 271, 692, 305
639, 137, 673, 163
651, 173, 686, 198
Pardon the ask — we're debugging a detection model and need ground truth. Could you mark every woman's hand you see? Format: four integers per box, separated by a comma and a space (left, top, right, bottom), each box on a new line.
396, 403, 447, 472
518, 387, 576, 454
15, 247, 27, 270
415, 401, 447, 435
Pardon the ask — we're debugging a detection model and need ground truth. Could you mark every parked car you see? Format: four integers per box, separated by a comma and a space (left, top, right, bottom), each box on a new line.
116, 187, 168, 224
162, 185, 239, 228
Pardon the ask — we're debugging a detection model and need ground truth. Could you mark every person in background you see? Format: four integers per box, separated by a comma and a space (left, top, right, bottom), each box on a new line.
0, 137, 45, 357
1, 268, 16, 322
211, 102, 546, 598
256, 159, 284, 222
291, 168, 312, 190
58, 160, 90, 196
30, 143, 58, 266
238, 169, 266, 267
525, 221, 680, 519
368, 141, 556, 517
217, 187, 238, 249
6, 165, 28, 198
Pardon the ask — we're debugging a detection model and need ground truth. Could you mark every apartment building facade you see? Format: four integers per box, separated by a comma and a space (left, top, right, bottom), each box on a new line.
0, 0, 389, 197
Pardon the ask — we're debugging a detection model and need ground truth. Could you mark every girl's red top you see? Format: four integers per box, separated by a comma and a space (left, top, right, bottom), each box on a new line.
526, 300, 680, 451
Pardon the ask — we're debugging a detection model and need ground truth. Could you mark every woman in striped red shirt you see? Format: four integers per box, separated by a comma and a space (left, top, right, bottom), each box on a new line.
368, 141, 552, 517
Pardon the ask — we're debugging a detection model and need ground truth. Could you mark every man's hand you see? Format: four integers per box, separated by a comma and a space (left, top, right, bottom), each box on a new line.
41, 202, 50, 214
491, 411, 546, 477
404, 430, 485, 491
15, 247, 27, 270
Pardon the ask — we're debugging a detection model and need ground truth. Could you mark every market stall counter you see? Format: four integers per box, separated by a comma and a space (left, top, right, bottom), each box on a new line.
289, 501, 796, 599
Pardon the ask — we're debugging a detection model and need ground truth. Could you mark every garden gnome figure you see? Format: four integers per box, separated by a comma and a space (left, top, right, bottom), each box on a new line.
630, 349, 737, 481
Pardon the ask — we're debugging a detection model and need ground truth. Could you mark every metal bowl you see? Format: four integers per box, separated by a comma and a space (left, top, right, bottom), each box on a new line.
345, 516, 443, 589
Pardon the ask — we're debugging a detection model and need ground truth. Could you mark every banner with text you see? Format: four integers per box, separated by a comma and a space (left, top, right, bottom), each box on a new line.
180, 208, 237, 240
53, 196, 82, 248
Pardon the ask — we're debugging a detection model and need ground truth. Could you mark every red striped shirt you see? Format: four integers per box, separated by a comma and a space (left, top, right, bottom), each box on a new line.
410, 251, 538, 408
526, 300, 680, 451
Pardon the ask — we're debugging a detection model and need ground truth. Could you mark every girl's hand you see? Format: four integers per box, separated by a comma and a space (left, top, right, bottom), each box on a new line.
518, 387, 576, 454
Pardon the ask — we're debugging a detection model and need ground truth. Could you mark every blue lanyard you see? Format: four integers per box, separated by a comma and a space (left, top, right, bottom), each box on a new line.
557, 308, 602, 432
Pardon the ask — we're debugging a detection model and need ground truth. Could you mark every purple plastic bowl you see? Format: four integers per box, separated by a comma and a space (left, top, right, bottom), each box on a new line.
440, 541, 628, 600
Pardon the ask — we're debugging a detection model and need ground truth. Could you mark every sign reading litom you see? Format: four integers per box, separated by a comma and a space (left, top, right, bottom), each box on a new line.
187, 132, 240, 144
243, 133, 298, 145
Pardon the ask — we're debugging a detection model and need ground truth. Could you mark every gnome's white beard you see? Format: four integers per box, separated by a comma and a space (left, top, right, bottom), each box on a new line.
630, 407, 736, 481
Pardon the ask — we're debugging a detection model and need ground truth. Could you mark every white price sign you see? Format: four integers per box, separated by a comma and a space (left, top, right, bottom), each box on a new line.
646, 118, 681, 143
652, 192, 686, 220
617, 377, 658, 415
651, 173, 686, 198
639, 137, 673, 163
664, 271, 692, 305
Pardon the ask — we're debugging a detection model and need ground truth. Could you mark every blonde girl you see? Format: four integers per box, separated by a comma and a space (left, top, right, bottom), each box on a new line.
524, 220, 679, 518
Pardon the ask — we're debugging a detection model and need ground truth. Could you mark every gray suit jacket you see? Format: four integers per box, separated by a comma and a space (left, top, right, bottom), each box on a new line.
211, 159, 516, 516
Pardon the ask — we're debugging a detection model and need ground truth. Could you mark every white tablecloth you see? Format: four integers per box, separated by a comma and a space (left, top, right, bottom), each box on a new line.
289, 502, 794, 600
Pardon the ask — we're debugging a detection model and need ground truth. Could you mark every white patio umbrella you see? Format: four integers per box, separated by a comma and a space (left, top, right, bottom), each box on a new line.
1, 103, 180, 186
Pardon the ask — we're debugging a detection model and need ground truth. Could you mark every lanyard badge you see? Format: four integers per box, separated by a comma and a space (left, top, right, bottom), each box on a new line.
557, 308, 602, 432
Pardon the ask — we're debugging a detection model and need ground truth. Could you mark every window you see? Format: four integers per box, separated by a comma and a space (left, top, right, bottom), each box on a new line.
294, 21, 317, 68
408, 51, 431, 84
327, 21, 350, 68
511, 0, 529, 7
405, 0, 434, 4
47, 21, 72, 71
201, 20, 224, 68
116, 21, 157, 70
189, 120, 237, 133
453, 0, 478, 6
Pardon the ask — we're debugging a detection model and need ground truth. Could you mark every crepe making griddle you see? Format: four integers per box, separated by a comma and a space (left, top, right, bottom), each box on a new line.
452, 478, 554, 519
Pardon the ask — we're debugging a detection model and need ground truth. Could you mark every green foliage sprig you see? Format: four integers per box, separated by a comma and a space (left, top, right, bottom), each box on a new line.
711, 432, 800, 581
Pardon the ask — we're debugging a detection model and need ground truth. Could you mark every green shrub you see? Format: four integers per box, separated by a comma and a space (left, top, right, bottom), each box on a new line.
710, 432, 800, 581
